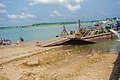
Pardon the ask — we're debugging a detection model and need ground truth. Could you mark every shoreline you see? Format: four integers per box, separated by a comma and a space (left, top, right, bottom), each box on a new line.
0, 41, 58, 65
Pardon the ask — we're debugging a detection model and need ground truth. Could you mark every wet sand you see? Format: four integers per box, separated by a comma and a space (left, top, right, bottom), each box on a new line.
0, 41, 118, 80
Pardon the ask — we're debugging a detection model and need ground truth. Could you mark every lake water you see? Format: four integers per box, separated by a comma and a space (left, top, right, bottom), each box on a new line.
0, 22, 120, 53
0, 24, 80, 42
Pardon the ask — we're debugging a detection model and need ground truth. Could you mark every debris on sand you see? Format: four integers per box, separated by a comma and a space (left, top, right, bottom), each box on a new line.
18, 72, 36, 80
0, 46, 117, 80
23, 60, 39, 66
0, 75, 9, 80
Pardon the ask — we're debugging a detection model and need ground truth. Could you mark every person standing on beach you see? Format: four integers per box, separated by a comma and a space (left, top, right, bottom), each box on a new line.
20, 37, 24, 42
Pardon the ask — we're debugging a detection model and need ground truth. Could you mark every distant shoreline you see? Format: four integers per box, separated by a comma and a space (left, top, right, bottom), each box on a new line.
0, 22, 78, 30
0, 20, 101, 30
0, 17, 118, 30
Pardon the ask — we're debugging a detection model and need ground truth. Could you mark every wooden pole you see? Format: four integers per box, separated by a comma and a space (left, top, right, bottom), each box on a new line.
110, 32, 113, 39
78, 20, 81, 28
61, 24, 68, 35
63, 25, 66, 35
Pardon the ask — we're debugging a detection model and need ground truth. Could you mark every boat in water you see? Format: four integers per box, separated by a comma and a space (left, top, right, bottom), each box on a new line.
56, 20, 120, 44
41, 20, 120, 47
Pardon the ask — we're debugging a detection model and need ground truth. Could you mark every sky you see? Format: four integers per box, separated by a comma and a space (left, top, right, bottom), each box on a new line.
0, 0, 120, 27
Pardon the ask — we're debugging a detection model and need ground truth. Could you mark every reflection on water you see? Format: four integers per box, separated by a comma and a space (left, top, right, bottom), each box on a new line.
116, 39, 120, 41
63, 38, 120, 54
109, 40, 120, 53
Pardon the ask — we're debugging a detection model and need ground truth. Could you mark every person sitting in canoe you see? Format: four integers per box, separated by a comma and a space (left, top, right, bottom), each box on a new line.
98, 23, 105, 34
105, 25, 111, 33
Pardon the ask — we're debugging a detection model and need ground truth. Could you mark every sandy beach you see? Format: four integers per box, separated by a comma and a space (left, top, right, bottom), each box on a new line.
0, 41, 57, 64
0, 41, 118, 80
0, 0, 120, 79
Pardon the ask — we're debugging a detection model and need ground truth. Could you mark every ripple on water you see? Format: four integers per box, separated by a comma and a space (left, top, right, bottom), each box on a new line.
62, 38, 120, 54
116, 39, 120, 41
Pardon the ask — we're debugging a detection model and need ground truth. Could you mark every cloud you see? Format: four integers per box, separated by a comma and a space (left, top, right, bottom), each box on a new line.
50, 10, 62, 17
0, 19, 3, 24
23, 7, 28, 11
66, 4, 81, 11
117, 0, 120, 5
29, 0, 84, 11
29, 0, 66, 5
0, 3, 6, 8
0, 9, 7, 13
7, 13, 36, 19
101, 11, 108, 15
0, 3, 7, 14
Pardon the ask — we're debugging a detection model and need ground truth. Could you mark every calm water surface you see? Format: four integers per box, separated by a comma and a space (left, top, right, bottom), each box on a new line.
0, 24, 79, 42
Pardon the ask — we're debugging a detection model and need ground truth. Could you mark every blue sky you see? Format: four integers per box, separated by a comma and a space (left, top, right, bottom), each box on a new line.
0, 0, 120, 27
